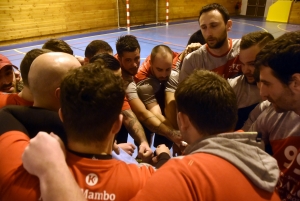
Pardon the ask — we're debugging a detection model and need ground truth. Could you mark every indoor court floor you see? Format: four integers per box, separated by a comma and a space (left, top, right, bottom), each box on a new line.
1, 17, 300, 68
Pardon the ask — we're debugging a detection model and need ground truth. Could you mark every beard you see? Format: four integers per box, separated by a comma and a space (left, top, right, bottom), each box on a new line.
0, 83, 14, 93
122, 67, 138, 76
205, 29, 228, 49
244, 74, 256, 85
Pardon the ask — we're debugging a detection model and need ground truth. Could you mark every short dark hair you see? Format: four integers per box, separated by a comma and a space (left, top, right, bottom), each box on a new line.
116, 35, 140, 57
175, 70, 237, 135
84, 40, 113, 59
42, 39, 73, 55
199, 3, 230, 24
240, 31, 274, 50
60, 63, 125, 144
255, 31, 300, 85
20, 49, 52, 86
150, 45, 173, 63
90, 53, 121, 71
187, 30, 206, 46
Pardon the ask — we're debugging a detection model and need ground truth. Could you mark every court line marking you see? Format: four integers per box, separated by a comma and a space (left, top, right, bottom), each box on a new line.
1, 21, 198, 54
232, 20, 268, 32
0, 19, 290, 55
13, 49, 26, 54
277, 24, 291, 32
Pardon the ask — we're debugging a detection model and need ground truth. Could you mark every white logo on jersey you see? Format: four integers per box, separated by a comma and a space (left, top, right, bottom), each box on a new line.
86, 173, 98, 186
171, 70, 178, 77
82, 189, 116, 200
229, 63, 241, 73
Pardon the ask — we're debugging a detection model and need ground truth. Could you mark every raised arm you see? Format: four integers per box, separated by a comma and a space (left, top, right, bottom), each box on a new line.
22, 132, 86, 201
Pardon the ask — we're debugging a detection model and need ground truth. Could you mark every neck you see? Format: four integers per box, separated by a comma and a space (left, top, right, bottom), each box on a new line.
18, 86, 33, 102
208, 38, 230, 56
33, 99, 59, 111
67, 137, 114, 156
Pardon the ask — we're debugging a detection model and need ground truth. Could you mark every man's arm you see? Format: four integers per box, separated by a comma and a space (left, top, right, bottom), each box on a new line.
129, 97, 182, 144
146, 101, 171, 125
121, 109, 153, 159
242, 100, 271, 131
164, 92, 178, 129
122, 109, 148, 145
179, 53, 196, 83
178, 43, 202, 71
22, 132, 86, 201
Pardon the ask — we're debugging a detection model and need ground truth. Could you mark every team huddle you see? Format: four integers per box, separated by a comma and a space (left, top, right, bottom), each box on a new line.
0, 3, 299, 201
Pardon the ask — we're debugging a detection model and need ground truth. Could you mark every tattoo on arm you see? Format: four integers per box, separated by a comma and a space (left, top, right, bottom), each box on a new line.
122, 110, 146, 143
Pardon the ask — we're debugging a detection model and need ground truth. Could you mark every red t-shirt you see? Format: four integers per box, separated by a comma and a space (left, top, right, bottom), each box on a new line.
0, 92, 33, 108
0, 131, 156, 201
122, 96, 131, 111
131, 153, 280, 201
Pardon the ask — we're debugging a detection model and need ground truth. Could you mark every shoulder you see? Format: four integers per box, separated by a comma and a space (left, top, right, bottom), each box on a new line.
0, 93, 15, 107
0, 130, 29, 142
135, 55, 151, 83
231, 39, 241, 53
228, 75, 243, 88
231, 38, 241, 47
185, 46, 206, 60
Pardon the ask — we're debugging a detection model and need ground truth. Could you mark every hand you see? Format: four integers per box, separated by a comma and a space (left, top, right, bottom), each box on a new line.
22, 132, 66, 178
170, 130, 183, 145
156, 144, 170, 156
112, 140, 120, 155
138, 142, 153, 163
185, 43, 202, 55
75, 56, 85, 65
152, 144, 170, 164
118, 143, 136, 156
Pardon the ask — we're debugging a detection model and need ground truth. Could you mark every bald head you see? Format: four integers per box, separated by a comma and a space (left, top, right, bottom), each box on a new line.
150, 45, 173, 63
28, 52, 80, 110
150, 45, 173, 82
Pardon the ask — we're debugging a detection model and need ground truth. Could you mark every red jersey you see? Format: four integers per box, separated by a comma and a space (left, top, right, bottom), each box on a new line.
131, 153, 280, 201
122, 96, 131, 111
0, 92, 33, 108
0, 131, 155, 201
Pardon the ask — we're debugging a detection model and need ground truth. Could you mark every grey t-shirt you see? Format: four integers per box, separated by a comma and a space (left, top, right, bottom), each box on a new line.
180, 39, 241, 83
126, 70, 179, 105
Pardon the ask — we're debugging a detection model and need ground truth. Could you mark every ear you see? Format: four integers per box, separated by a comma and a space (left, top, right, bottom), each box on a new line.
290, 73, 300, 91
58, 108, 63, 123
84, 57, 89, 64
226, 20, 233, 32
177, 112, 190, 132
55, 87, 61, 101
110, 114, 123, 137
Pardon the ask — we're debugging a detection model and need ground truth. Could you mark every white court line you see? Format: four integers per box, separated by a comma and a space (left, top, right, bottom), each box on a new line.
0, 21, 198, 53
1, 19, 280, 54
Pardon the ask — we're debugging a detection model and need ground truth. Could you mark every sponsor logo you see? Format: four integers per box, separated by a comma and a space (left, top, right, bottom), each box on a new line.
82, 189, 116, 201
229, 64, 241, 73
86, 173, 98, 186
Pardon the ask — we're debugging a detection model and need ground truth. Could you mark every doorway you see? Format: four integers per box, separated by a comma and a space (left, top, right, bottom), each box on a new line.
246, 0, 267, 17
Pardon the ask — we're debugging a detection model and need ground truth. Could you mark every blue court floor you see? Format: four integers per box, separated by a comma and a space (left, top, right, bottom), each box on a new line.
1, 17, 299, 156
1, 17, 300, 68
